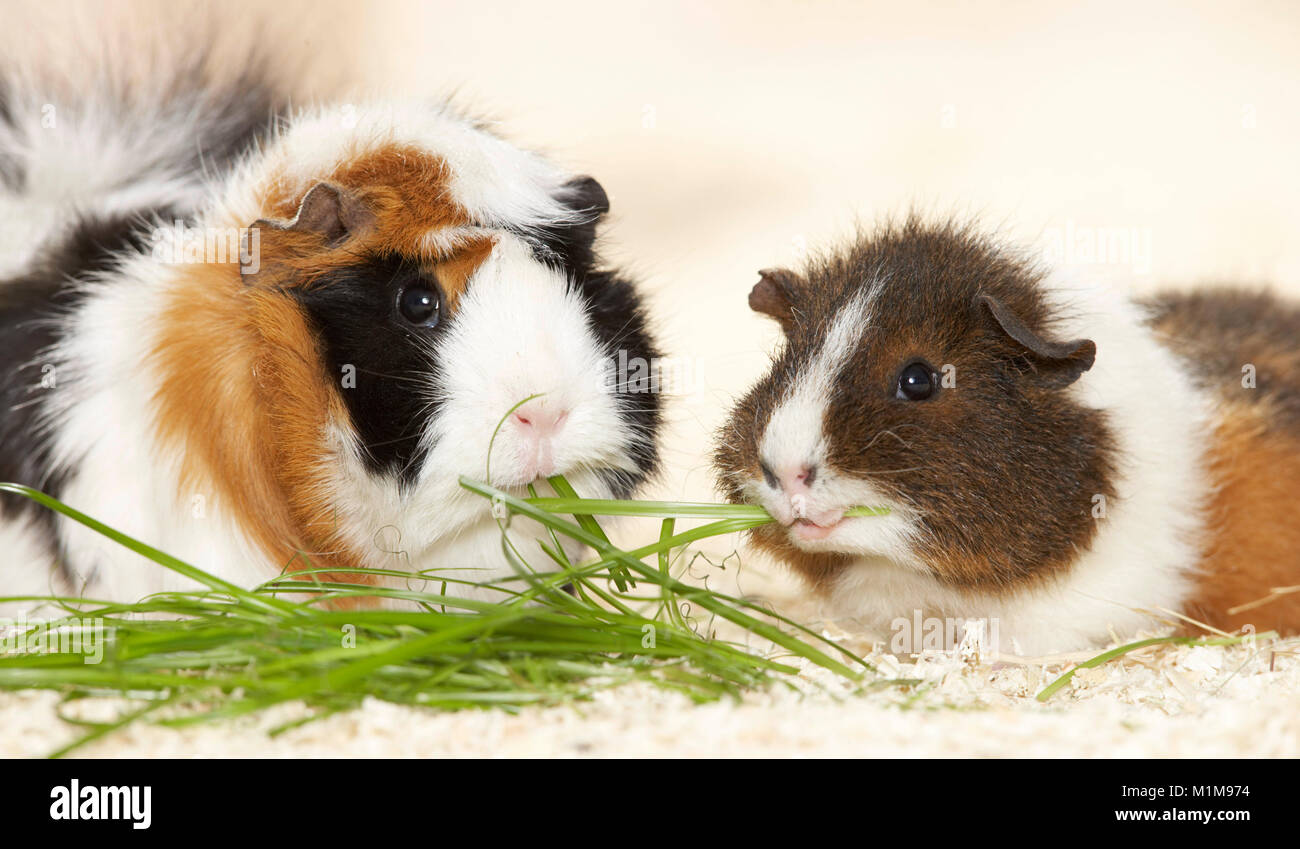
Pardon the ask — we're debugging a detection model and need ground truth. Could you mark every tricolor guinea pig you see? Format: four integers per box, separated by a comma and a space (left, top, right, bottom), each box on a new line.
0, 69, 661, 609
715, 218, 1300, 655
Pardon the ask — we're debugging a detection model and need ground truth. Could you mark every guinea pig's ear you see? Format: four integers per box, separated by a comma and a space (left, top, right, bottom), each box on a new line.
537, 176, 609, 272
253, 182, 375, 244
749, 268, 804, 332
976, 293, 1096, 388
562, 175, 610, 218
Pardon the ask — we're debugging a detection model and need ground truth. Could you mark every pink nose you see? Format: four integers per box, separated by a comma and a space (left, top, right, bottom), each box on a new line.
512, 403, 569, 437
774, 463, 816, 495
512, 402, 570, 479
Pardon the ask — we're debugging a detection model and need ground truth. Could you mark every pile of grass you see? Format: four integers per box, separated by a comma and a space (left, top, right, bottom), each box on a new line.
0, 477, 892, 757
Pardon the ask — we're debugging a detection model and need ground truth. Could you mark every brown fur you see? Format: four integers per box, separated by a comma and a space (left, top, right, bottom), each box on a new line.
151, 144, 495, 598
1145, 289, 1300, 635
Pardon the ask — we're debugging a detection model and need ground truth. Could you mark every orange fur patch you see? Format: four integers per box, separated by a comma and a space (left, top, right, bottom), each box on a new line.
253, 145, 494, 307
264, 147, 465, 244
1183, 402, 1300, 635
431, 236, 496, 302
151, 263, 379, 597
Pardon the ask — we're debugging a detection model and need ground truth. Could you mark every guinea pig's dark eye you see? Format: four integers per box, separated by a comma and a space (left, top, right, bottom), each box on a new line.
396, 281, 441, 328
895, 361, 936, 401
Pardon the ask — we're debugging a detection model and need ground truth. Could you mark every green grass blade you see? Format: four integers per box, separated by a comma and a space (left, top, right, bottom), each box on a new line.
1035, 631, 1277, 702
0, 483, 297, 618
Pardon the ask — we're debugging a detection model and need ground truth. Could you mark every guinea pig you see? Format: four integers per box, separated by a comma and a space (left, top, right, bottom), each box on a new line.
715, 217, 1299, 656
0, 71, 662, 610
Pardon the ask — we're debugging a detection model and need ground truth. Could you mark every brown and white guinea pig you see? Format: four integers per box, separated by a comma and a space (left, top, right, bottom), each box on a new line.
0, 66, 661, 609
715, 217, 1300, 655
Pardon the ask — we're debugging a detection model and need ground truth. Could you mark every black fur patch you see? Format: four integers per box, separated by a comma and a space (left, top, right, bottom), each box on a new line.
0, 210, 179, 537
524, 176, 608, 272
292, 256, 442, 485
165, 66, 287, 181
0, 82, 19, 191
572, 269, 663, 496
1143, 288, 1300, 427
0, 59, 285, 198
531, 177, 663, 496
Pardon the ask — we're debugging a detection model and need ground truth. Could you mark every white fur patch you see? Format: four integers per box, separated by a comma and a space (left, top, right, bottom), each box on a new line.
0, 75, 221, 278
0, 516, 66, 619
758, 291, 870, 479
752, 287, 923, 562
